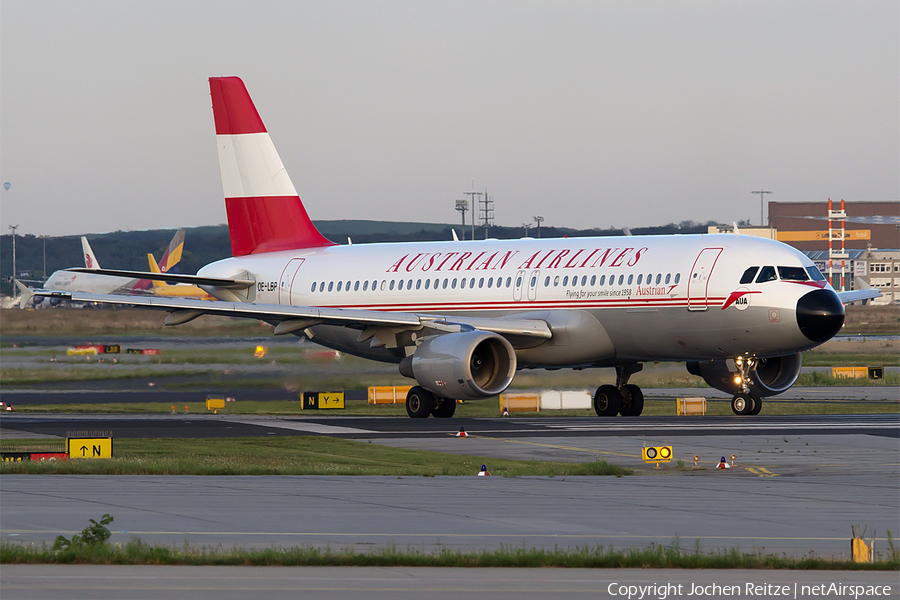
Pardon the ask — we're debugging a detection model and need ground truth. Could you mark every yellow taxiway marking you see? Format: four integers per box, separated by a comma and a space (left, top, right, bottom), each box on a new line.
746, 467, 779, 477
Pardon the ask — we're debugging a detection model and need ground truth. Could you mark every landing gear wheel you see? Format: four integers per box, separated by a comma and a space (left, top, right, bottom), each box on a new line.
432, 397, 457, 418
620, 384, 644, 416
731, 393, 753, 416
406, 386, 434, 418
749, 395, 762, 415
593, 385, 622, 417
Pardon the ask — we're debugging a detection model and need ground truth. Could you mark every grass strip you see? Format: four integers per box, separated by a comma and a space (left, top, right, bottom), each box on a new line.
2, 538, 897, 570
0, 436, 631, 477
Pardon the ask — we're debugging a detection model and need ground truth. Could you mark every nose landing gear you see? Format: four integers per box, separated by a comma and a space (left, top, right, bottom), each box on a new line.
731, 356, 762, 415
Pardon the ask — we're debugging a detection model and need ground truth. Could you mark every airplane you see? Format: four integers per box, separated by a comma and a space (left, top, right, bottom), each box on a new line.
32, 231, 187, 305
19, 76, 882, 417
147, 252, 215, 300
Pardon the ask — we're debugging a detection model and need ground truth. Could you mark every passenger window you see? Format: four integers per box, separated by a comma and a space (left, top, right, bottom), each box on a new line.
371, 280, 377, 290
479, 278, 485, 288
380, 280, 386, 291
363, 281, 369, 292
637, 274, 643, 285
530, 276, 537, 287
581, 276, 587, 286
506, 277, 512, 287
618, 275, 624, 285
599, 275, 605, 285
674, 273, 681, 284
655, 274, 661, 285
806, 266, 826, 282
544, 276, 550, 287
311, 282, 317, 292
442, 278, 448, 289
778, 266, 809, 281
337, 281, 342, 292
665, 274, 671, 284
470, 277, 475, 288
554, 276, 560, 286
354, 281, 359, 291
591, 275, 596, 286
627, 274, 633, 285
452, 278, 457, 289
755, 266, 777, 283
346, 281, 351, 291
328, 281, 334, 292
740, 267, 759, 284
460, 278, 466, 289
434, 278, 439, 289
416, 279, 421, 290
518, 276, 524, 287
389, 280, 394, 290
487, 277, 493, 288
424, 279, 430, 290
562, 276, 568, 286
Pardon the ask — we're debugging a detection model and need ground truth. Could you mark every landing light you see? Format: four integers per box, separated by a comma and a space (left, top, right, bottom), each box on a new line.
733, 376, 743, 385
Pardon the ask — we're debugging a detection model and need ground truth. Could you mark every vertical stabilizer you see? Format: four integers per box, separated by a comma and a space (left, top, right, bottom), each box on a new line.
209, 77, 336, 256
81, 237, 100, 270
158, 229, 185, 273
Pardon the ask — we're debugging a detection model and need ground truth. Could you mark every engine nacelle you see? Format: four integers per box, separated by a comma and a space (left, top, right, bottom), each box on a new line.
686, 353, 802, 397
399, 331, 516, 400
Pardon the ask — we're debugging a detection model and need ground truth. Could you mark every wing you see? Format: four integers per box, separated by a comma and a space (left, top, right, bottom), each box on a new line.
836, 279, 882, 304
63, 268, 255, 290
23, 286, 553, 341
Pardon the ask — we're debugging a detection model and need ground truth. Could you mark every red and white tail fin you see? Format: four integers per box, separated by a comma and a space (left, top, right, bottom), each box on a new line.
209, 77, 335, 256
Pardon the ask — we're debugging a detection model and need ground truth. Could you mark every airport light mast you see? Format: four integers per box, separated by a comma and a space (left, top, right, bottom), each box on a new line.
751, 189, 772, 227
533, 216, 544, 238
8, 225, 19, 299
454, 200, 469, 240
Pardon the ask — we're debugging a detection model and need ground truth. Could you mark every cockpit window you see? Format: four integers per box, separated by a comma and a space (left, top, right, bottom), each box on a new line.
778, 266, 810, 281
806, 266, 826, 282
740, 267, 759, 284
755, 266, 777, 283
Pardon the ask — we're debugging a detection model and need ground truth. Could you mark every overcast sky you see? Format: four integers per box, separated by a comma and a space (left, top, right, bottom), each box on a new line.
1, 1, 897, 237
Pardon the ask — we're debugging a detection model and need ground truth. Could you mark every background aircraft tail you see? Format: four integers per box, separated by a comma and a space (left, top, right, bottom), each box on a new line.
158, 229, 185, 273
81, 237, 100, 270
209, 76, 335, 256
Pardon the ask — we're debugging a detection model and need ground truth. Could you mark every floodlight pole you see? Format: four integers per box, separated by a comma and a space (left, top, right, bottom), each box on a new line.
454, 200, 469, 240
533, 216, 544, 238
463, 191, 483, 242
751, 190, 772, 227
8, 224, 19, 298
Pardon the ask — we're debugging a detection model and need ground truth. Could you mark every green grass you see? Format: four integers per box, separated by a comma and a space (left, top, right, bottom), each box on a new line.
802, 352, 900, 367
795, 372, 899, 386
0, 436, 631, 477
3, 537, 897, 569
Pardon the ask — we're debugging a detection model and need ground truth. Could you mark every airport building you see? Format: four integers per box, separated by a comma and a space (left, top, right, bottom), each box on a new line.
710, 201, 899, 305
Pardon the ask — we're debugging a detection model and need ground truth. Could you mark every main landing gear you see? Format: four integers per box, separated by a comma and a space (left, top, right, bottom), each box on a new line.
731, 356, 762, 416
593, 364, 645, 417
406, 386, 457, 418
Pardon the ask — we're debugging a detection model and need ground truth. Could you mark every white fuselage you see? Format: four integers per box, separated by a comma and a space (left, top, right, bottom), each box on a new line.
198, 233, 834, 367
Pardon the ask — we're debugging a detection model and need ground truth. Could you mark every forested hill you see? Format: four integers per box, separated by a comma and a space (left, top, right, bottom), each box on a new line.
0, 219, 721, 294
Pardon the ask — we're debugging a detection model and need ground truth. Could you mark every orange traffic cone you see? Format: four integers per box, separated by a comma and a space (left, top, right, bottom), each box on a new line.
478, 464, 491, 476
456, 427, 468, 438
717, 456, 730, 469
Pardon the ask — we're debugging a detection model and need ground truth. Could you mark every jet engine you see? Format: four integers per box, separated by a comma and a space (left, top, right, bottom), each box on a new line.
686, 352, 802, 398
399, 331, 516, 400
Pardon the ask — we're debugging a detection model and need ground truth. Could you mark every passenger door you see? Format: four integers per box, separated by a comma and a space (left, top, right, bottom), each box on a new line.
687, 248, 722, 311
278, 258, 306, 305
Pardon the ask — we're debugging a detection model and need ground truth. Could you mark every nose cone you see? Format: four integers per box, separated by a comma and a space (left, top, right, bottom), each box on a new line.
796, 289, 844, 343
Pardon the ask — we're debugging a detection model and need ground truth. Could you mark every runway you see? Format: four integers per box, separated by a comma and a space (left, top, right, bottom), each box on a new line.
2, 566, 898, 600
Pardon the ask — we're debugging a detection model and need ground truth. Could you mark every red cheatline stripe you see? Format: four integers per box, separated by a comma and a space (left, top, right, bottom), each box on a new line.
285, 299, 727, 312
